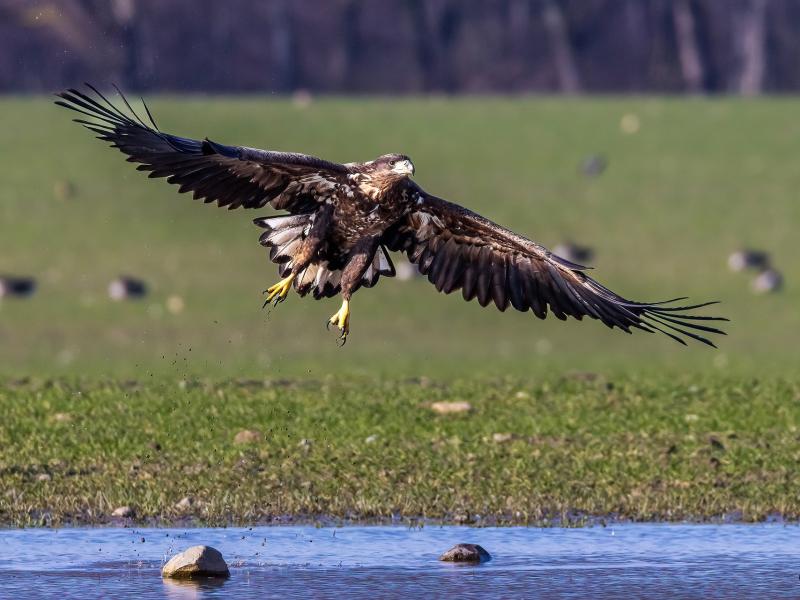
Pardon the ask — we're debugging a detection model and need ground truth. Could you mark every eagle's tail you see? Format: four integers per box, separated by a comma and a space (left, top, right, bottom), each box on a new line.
254, 215, 395, 299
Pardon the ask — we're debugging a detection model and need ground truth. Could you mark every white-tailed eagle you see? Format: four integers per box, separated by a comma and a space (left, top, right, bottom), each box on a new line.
56, 85, 726, 346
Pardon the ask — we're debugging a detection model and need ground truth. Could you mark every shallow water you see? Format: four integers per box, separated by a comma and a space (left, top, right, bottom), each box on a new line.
1, 524, 799, 598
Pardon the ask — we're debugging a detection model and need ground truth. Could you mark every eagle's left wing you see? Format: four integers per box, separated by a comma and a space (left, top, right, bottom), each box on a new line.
56, 84, 350, 213
383, 192, 727, 346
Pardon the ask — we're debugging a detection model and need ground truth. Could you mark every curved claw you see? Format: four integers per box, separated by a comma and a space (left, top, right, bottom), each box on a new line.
327, 299, 351, 345
263, 274, 295, 307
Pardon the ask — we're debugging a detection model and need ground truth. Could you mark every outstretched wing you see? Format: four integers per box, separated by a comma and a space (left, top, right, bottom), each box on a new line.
55, 84, 350, 213
383, 191, 727, 347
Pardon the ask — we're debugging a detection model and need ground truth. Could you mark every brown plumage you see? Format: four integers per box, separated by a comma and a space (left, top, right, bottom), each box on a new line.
56, 84, 727, 346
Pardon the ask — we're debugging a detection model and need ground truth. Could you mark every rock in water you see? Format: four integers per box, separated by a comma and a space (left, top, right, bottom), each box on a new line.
162, 545, 230, 579
439, 543, 491, 563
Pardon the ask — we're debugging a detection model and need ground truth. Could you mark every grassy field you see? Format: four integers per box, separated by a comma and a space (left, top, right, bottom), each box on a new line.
1, 96, 798, 525
1, 96, 798, 377
1, 375, 798, 527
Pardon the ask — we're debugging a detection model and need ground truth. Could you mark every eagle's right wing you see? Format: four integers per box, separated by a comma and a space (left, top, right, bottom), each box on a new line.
384, 191, 727, 347
56, 84, 350, 213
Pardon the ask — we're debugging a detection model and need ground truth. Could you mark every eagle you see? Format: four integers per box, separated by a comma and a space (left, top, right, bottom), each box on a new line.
56, 85, 726, 346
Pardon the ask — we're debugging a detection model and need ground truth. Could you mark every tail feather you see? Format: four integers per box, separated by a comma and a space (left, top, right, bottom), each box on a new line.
254, 215, 395, 298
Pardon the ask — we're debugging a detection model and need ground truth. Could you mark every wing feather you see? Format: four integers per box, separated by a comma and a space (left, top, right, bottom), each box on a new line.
461, 246, 480, 302
56, 84, 350, 213
491, 253, 509, 311
506, 255, 529, 312
475, 246, 493, 308
383, 190, 727, 347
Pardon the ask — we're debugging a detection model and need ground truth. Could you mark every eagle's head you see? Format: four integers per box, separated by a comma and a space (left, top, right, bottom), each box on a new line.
369, 153, 415, 180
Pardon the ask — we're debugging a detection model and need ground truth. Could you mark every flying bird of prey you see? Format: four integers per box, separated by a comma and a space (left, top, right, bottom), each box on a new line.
56, 85, 726, 346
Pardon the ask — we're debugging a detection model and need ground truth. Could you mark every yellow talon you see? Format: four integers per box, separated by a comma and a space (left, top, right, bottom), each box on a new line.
328, 299, 350, 343
264, 273, 295, 306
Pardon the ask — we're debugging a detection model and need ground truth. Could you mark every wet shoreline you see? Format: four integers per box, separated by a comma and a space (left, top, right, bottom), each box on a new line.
3, 510, 795, 530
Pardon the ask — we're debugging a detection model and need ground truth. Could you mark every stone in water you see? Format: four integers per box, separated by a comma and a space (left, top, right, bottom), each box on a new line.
161, 545, 230, 579
439, 543, 491, 563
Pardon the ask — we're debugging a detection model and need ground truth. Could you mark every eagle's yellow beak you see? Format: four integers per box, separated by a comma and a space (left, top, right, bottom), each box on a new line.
393, 159, 415, 177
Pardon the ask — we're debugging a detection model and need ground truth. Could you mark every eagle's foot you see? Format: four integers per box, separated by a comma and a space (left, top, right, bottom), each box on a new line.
327, 299, 350, 345
263, 273, 295, 307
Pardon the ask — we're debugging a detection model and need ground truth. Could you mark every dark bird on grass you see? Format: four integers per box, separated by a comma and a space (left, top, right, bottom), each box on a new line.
56, 84, 727, 346
0, 275, 36, 299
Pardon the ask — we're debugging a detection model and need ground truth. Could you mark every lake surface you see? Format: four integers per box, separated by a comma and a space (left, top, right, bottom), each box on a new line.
1, 524, 798, 598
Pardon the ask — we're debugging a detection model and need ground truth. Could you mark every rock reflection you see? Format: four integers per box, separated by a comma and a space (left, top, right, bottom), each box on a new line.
162, 576, 228, 599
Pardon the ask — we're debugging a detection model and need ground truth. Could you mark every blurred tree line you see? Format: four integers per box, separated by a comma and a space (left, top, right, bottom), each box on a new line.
1, 0, 798, 94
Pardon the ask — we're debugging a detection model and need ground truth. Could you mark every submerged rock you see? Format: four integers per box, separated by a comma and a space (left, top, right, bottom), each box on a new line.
161, 545, 230, 579
439, 543, 491, 563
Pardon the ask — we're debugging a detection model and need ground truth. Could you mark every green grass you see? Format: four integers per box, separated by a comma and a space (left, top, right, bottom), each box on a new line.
1, 375, 798, 526
1, 96, 798, 525
0, 96, 798, 378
